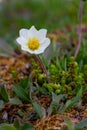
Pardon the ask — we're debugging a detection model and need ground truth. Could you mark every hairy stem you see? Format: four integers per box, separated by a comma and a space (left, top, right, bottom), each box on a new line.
74, 0, 84, 59
36, 55, 50, 83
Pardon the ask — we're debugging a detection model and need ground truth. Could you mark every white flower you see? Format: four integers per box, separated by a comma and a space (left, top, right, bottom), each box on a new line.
16, 26, 50, 54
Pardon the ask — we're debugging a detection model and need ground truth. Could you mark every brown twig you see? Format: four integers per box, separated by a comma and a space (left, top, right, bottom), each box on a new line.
74, 0, 84, 59
36, 55, 50, 83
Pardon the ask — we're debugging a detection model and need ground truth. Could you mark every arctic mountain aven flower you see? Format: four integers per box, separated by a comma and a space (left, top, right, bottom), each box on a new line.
16, 26, 50, 54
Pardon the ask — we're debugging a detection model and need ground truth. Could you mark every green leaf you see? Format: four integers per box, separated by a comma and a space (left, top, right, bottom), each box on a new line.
28, 82, 35, 100
32, 102, 46, 119
52, 92, 67, 103
55, 57, 62, 70
64, 117, 75, 130
47, 101, 59, 115
75, 86, 83, 107
17, 109, 24, 117
36, 83, 48, 95
75, 128, 87, 130
76, 86, 83, 97
14, 119, 21, 130
0, 124, 17, 130
61, 58, 67, 71
21, 123, 35, 130
0, 100, 4, 110
0, 84, 9, 102
48, 93, 67, 115
75, 119, 87, 129
40, 54, 49, 69
20, 77, 29, 89
9, 97, 22, 105
13, 85, 29, 101
62, 96, 81, 112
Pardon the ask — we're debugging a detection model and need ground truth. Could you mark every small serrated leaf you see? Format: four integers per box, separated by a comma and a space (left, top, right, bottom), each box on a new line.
52, 92, 67, 103
0, 84, 9, 102
64, 117, 75, 130
62, 96, 81, 112
20, 77, 29, 89
48, 93, 67, 115
13, 85, 29, 101
32, 102, 46, 119
75, 118, 87, 129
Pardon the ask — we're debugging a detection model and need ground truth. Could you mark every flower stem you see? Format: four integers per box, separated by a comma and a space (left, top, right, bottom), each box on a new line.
74, 0, 84, 59
36, 55, 50, 83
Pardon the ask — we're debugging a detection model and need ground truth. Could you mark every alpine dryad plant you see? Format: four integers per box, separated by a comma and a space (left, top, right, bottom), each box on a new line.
16, 26, 50, 82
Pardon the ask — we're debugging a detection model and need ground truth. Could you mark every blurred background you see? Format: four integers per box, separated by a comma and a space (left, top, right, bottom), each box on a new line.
0, 0, 87, 50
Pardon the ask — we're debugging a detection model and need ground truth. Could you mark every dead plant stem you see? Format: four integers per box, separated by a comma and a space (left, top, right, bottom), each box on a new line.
74, 0, 84, 59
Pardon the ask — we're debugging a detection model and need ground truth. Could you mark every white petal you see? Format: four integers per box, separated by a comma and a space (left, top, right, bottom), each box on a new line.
22, 47, 44, 55
25, 49, 36, 54
40, 38, 50, 50
21, 45, 29, 51
37, 29, 47, 42
28, 26, 38, 38
21, 46, 28, 51
32, 38, 50, 54
16, 37, 27, 47
34, 50, 44, 54
21, 46, 35, 54
19, 29, 29, 39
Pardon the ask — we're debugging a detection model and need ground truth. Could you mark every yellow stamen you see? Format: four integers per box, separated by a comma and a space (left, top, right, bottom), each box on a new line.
27, 38, 40, 50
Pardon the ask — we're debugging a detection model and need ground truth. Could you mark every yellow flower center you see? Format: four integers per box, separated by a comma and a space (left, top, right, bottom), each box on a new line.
27, 38, 40, 50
